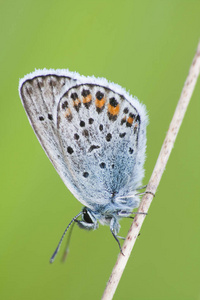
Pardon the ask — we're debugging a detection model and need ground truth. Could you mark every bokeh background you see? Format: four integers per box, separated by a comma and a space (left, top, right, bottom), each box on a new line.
1, 1, 200, 299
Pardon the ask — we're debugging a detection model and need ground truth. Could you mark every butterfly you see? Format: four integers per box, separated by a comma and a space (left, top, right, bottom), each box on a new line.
19, 69, 148, 262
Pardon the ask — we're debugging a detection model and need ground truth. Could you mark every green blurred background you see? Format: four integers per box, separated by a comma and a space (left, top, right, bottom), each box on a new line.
1, 0, 200, 299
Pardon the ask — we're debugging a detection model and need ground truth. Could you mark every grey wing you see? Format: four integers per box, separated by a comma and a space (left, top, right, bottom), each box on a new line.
56, 83, 147, 209
19, 74, 90, 207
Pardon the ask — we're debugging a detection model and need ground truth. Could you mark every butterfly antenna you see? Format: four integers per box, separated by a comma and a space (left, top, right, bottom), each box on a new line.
61, 220, 76, 263
50, 211, 82, 264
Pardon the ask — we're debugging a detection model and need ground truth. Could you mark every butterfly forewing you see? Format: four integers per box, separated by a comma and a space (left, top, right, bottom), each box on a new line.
20, 74, 90, 207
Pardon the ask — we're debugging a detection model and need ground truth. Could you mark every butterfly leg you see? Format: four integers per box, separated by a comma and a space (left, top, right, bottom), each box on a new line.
136, 185, 147, 190
117, 235, 125, 240
135, 191, 155, 197
110, 218, 125, 255
117, 210, 147, 218
135, 184, 155, 197
110, 229, 124, 255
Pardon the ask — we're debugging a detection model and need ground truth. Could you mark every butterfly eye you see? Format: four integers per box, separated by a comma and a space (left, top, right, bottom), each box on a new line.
82, 208, 93, 224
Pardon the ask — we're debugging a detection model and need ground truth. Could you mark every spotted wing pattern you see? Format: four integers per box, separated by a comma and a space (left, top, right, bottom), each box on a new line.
19, 70, 147, 210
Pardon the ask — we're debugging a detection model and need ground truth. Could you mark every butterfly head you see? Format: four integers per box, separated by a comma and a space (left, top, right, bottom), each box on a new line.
76, 206, 121, 234
76, 207, 99, 230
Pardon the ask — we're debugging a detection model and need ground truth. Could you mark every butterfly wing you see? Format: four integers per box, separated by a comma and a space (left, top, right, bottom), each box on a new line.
56, 83, 147, 209
19, 70, 90, 207
19, 70, 147, 210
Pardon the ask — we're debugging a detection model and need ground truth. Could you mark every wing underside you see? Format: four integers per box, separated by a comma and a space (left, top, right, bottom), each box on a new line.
19, 71, 147, 209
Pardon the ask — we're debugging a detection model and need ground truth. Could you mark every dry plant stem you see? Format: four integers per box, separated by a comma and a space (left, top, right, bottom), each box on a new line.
102, 41, 200, 300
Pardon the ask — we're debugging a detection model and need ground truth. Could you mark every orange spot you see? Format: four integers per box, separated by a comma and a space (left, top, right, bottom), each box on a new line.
73, 99, 81, 106
127, 116, 134, 125
108, 103, 120, 116
83, 94, 92, 104
95, 97, 105, 108
64, 108, 71, 117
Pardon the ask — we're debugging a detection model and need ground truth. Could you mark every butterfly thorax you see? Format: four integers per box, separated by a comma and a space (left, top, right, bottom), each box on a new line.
77, 192, 140, 234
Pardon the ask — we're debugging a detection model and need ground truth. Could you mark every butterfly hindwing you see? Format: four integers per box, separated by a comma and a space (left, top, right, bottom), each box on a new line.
56, 83, 143, 207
